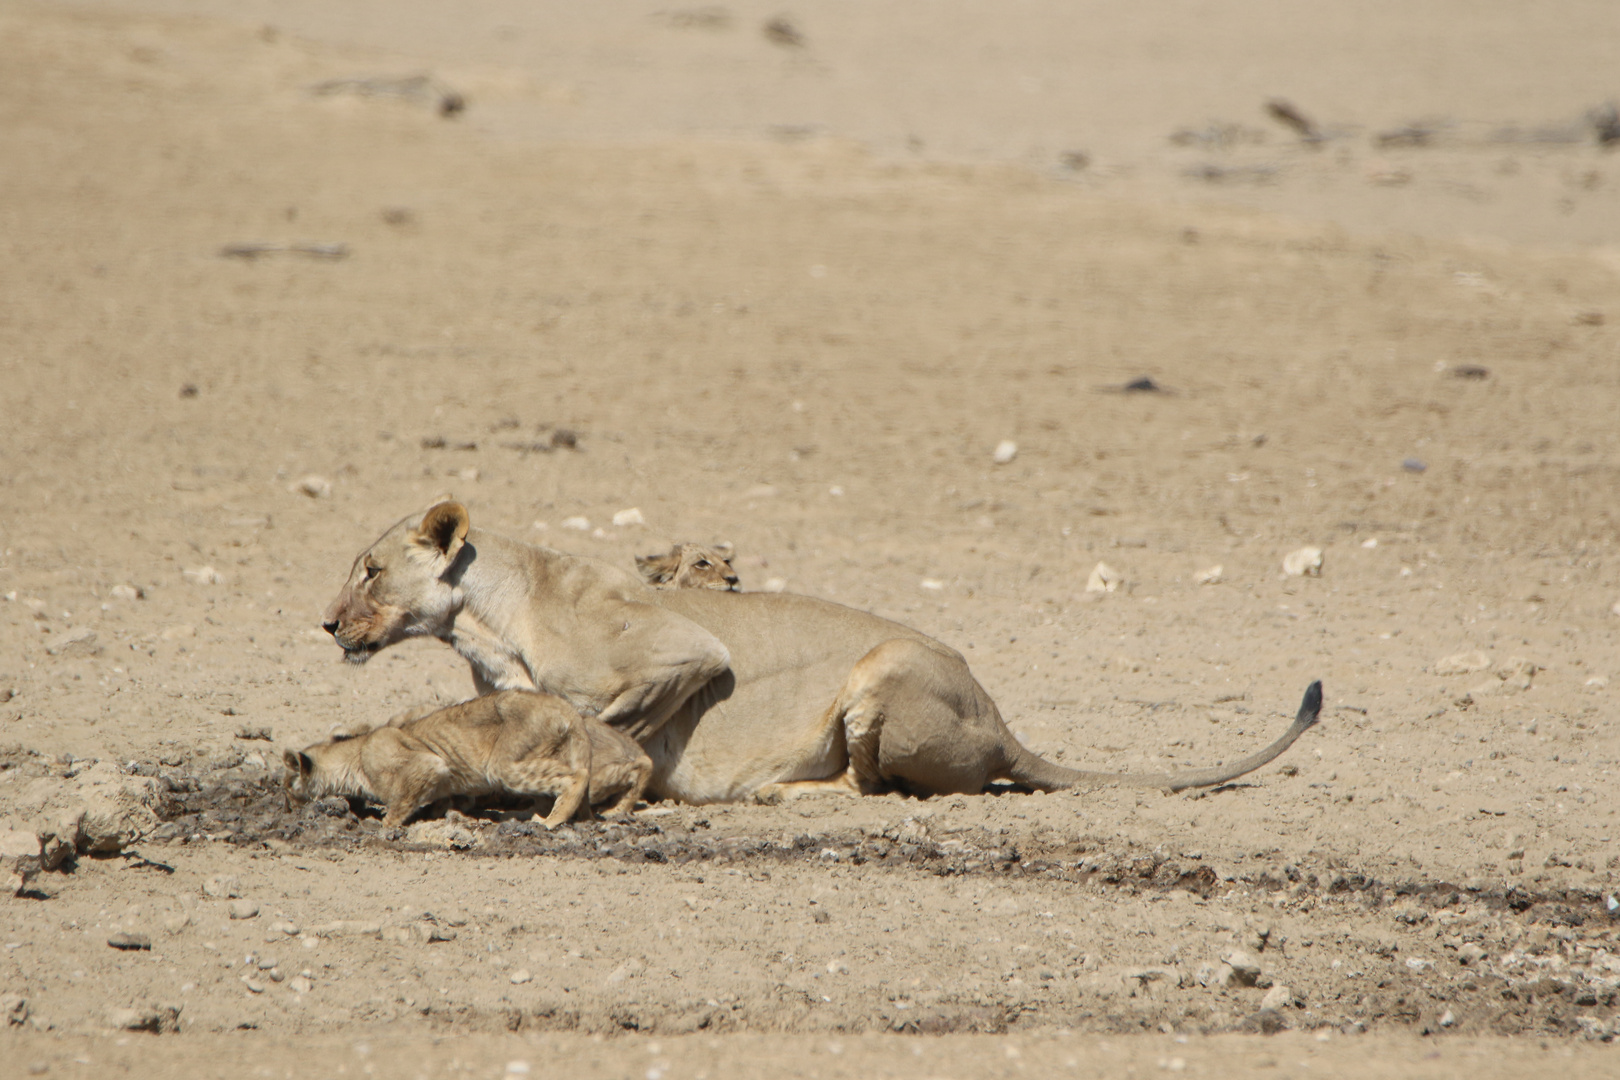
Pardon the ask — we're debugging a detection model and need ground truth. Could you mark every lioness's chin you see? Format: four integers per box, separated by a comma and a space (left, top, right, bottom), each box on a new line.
341, 644, 379, 665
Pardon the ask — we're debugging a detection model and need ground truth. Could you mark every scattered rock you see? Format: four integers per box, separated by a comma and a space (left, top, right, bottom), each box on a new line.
1282, 547, 1322, 577
1220, 949, 1263, 987
1085, 562, 1123, 593
826, 959, 849, 975
1439, 1008, 1456, 1027
604, 958, 645, 984
611, 507, 645, 527
181, 566, 223, 586
380, 922, 457, 944
235, 726, 273, 742
108, 584, 144, 601
13, 763, 168, 855
510, 969, 533, 985
107, 932, 152, 951
203, 875, 243, 899
43, 627, 99, 657
1450, 365, 1490, 380
2, 828, 44, 896
242, 977, 265, 994
288, 976, 313, 994
919, 579, 945, 591
106, 1004, 181, 1034
992, 440, 1019, 464
1434, 650, 1491, 676
288, 475, 331, 499
405, 820, 476, 850
1240, 1008, 1288, 1035
1457, 942, 1487, 965
306, 920, 383, 938
1260, 984, 1298, 1010
1402, 458, 1427, 473
268, 921, 300, 936
560, 516, 590, 531
4, 995, 27, 1026
1194, 565, 1223, 585
1122, 376, 1164, 393
229, 900, 260, 920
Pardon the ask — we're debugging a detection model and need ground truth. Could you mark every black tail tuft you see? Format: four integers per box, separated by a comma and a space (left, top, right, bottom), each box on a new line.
1299, 680, 1323, 726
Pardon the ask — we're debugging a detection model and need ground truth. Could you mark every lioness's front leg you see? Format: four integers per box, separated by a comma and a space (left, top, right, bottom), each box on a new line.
592, 605, 731, 744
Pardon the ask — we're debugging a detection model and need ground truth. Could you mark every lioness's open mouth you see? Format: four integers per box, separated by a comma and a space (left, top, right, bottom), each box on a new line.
339, 641, 380, 665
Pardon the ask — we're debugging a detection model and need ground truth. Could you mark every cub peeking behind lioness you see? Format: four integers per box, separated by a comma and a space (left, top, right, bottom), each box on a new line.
282, 690, 653, 827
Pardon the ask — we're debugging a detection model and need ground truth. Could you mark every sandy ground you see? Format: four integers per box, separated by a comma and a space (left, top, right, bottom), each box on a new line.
3, 1, 1620, 1075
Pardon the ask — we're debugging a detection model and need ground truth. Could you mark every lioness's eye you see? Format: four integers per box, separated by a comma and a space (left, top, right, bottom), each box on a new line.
363, 563, 381, 581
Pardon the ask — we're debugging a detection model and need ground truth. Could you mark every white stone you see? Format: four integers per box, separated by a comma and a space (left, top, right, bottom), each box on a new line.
509, 969, 532, 985
288, 475, 331, 499
1194, 565, 1223, 585
992, 440, 1019, 465
919, 579, 944, 591
1260, 984, 1298, 1010
612, 507, 645, 527
43, 627, 99, 657
560, 516, 590, 531
1282, 547, 1322, 577
182, 565, 223, 586
109, 585, 143, 601
1434, 650, 1491, 676
1085, 562, 1123, 593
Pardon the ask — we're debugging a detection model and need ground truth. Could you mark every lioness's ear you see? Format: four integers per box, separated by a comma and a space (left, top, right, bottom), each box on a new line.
635, 553, 674, 584
283, 749, 313, 776
414, 501, 469, 561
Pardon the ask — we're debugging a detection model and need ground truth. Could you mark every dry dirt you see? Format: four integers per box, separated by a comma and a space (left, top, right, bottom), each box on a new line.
3, 2, 1620, 1076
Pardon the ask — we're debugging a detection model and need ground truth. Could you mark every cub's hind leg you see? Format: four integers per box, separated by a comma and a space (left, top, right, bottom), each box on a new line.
498, 719, 594, 828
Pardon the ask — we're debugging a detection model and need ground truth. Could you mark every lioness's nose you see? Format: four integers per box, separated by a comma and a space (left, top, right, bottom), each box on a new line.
321, 620, 340, 637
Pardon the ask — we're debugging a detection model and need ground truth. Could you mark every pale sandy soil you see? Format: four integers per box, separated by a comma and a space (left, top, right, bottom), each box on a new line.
3, 2, 1620, 1076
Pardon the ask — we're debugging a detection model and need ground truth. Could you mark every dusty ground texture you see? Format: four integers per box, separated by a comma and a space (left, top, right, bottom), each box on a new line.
3, 2, 1620, 1075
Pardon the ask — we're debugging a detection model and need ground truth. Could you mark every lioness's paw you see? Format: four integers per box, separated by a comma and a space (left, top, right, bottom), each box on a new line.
753, 785, 787, 806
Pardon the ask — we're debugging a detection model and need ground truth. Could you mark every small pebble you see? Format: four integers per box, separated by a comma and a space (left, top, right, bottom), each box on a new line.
1439, 1009, 1456, 1027
107, 933, 152, 951
1402, 458, 1427, 473
510, 969, 532, 985
919, 579, 944, 592
229, 900, 260, 920
561, 517, 590, 531
1194, 565, 1223, 586
242, 977, 265, 994
182, 565, 223, 586
108, 584, 143, 601
611, 507, 645, 527
203, 875, 242, 898
288, 976, 313, 994
992, 440, 1019, 465
288, 475, 332, 498
826, 959, 849, 975
1260, 984, 1297, 1010
269, 921, 300, 936
1281, 547, 1322, 577
1085, 562, 1123, 593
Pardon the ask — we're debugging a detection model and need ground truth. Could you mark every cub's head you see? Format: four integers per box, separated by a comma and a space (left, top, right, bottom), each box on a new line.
281, 747, 320, 809
635, 542, 740, 592
281, 739, 362, 810
321, 501, 470, 663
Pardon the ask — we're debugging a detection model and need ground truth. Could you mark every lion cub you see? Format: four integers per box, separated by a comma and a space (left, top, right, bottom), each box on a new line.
635, 542, 740, 591
283, 690, 652, 828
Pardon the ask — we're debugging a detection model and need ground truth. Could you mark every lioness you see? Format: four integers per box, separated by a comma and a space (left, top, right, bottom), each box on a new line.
322, 502, 1321, 804
636, 543, 740, 591
283, 689, 652, 826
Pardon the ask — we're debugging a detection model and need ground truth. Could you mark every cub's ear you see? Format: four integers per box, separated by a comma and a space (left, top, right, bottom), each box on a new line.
712, 542, 735, 561
413, 501, 470, 561
635, 553, 675, 584
283, 749, 313, 776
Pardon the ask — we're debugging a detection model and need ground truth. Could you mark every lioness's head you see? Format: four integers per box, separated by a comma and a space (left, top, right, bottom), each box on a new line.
322, 501, 471, 663
635, 542, 740, 592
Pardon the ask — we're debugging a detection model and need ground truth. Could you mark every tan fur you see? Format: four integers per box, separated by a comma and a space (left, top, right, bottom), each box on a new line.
636, 543, 740, 591
283, 689, 652, 827
322, 502, 1321, 805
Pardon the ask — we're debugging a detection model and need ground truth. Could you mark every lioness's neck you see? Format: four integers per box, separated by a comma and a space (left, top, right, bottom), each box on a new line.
442, 529, 576, 691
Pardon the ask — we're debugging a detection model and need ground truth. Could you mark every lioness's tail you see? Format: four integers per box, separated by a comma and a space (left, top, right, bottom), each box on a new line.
1001, 681, 1322, 793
